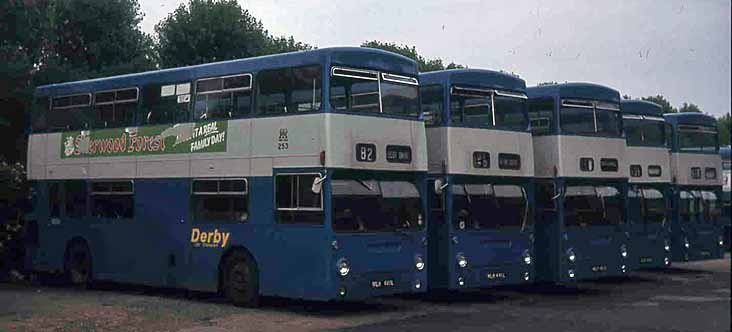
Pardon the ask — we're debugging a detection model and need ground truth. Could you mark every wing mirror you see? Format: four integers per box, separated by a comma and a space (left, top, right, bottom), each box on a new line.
434, 178, 448, 194
311, 173, 327, 194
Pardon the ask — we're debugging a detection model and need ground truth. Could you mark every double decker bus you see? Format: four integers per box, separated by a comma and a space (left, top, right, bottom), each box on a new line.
664, 113, 724, 261
621, 100, 672, 269
26, 47, 429, 305
420, 69, 534, 290
721, 145, 730, 250
527, 83, 629, 282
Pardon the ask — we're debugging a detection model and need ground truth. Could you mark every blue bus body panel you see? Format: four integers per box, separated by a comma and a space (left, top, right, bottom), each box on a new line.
527, 83, 620, 103
420, 69, 526, 92
625, 184, 672, 269
620, 100, 664, 117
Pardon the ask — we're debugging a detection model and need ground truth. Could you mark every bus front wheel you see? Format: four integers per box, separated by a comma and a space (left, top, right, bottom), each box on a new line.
223, 251, 259, 307
64, 240, 92, 288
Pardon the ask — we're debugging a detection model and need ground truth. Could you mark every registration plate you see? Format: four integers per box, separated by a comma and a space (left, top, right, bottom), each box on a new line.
591, 265, 608, 272
640, 257, 653, 264
371, 279, 395, 288
486, 272, 507, 280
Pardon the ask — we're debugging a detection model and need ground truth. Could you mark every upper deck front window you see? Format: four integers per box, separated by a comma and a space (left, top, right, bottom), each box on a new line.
450, 86, 528, 130
678, 125, 718, 152
623, 115, 666, 147
560, 99, 621, 137
330, 67, 419, 118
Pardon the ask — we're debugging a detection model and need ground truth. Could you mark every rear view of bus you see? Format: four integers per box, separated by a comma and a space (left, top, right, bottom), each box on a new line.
665, 113, 724, 261
528, 83, 629, 282
420, 70, 534, 290
621, 100, 672, 269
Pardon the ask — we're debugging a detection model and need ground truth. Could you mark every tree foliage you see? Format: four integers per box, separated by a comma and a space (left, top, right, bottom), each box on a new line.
678, 102, 702, 113
155, 0, 311, 68
641, 95, 676, 113
718, 112, 731, 146
360, 41, 463, 72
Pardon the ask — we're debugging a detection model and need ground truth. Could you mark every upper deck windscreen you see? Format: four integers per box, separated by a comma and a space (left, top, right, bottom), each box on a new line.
560, 99, 621, 137
449, 86, 528, 130
330, 67, 419, 118
678, 124, 718, 152
623, 115, 666, 147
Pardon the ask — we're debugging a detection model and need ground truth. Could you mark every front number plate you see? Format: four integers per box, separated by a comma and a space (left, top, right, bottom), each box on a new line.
371, 279, 395, 288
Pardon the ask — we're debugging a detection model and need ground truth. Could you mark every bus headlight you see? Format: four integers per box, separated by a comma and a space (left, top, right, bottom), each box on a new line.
456, 253, 468, 268
337, 258, 350, 276
415, 255, 425, 271
522, 250, 532, 265
621, 265, 627, 273
664, 240, 670, 252
523, 272, 530, 281
684, 238, 690, 249
567, 249, 576, 263
568, 269, 575, 279
620, 244, 628, 259
664, 257, 670, 265
719, 236, 724, 246
457, 276, 465, 286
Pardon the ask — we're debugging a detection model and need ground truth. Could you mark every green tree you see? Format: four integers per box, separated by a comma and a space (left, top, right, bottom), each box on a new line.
678, 102, 702, 113
360, 41, 463, 72
155, 0, 310, 68
641, 95, 676, 113
717, 112, 731, 146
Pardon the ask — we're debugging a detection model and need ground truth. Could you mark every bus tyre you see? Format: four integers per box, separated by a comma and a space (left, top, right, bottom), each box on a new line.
223, 251, 259, 307
64, 241, 92, 288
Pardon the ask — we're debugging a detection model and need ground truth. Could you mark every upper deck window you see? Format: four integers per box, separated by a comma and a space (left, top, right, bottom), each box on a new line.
140, 82, 191, 125
257, 65, 322, 115
195, 73, 252, 120
93, 87, 138, 128
450, 86, 528, 130
560, 99, 621, 137
678, 125, 718, 152
49, 93, 92, 131
330, 67, 419, 118
623, 115, 666, 147
420, 85, 444, 125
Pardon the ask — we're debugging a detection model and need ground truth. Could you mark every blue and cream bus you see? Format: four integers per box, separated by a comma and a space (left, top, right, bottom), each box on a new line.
26, 47, 429, 305
721, 145, 730, 250
420, 69, 534, 290
621, 100, 672, 269
527, 83, 629, 282
664, 113, 724, 261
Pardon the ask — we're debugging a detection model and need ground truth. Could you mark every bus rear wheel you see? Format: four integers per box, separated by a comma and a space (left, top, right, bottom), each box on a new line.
64, 241, 92, 288
223, 251, 259, 307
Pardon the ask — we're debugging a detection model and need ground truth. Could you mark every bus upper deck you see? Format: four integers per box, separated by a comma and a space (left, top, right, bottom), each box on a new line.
621, 100, 672, 269
27, 47, 429, 304
527, 82, 629, 282
419, 69, 534, 289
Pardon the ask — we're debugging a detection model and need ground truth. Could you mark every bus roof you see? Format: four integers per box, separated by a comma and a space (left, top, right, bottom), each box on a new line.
419, 69, 526, 92
620, 100, 663, 117
526, 82, 620, 103
34, 47, 418, 98
720, 145, 731, 160
663, 112, 717, 127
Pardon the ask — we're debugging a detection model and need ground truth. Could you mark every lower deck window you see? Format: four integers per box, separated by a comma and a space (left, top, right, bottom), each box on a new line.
451, 184, 529, 230
276, 174, 323, 224
564, 185, 623, 227
191, 179, 248, 222
331, 179, 423, 232
90, 181, 134, 219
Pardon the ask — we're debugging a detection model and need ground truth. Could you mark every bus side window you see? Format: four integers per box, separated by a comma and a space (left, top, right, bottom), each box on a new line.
191, 179, 249, 223
421, 85, 444, 126
528, 98, 554, 135
140, 83, 191, 125
49, 183, 61, 219
194, 74, 252, 121
64, 181, 88, 218
93, 88, 138, 129
275, 174, 323, 224
256, 65, 322, 115
49, 93, 92, 131
90, 181, 134, 219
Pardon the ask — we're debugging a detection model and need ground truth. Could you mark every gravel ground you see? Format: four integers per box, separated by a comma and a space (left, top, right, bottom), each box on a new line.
0, 255, 729, 332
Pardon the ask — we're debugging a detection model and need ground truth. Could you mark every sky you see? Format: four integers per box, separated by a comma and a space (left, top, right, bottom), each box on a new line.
139, 0, 732, 116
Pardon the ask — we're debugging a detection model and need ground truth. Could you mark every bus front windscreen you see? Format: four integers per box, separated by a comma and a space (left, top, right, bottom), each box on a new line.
451, 184, 529, 230
564, 185, 623, 227
679, 126, 718, 152
493, 95, 528, 130
560, 100, 621, 136
641, 188, 666, 224
330, 67, 419, 118
624, 117, 666, 147
331, 179, 424, 232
